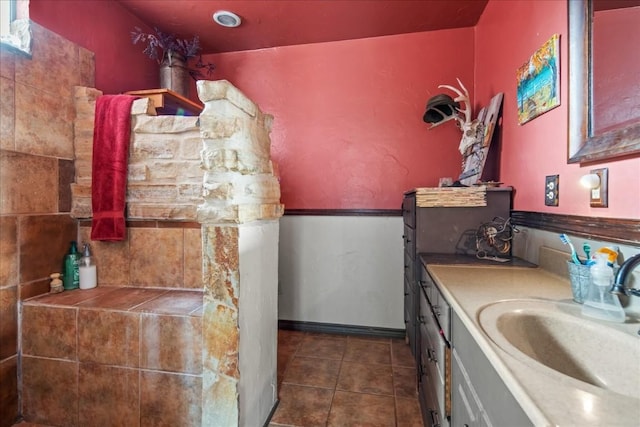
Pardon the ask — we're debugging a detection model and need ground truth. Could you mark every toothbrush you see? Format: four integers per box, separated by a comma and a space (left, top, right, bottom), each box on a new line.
583, 242, 591, 262
559, 234, 582, 265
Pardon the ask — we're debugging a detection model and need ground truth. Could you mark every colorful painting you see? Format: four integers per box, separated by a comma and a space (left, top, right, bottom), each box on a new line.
517, 34, 560, 125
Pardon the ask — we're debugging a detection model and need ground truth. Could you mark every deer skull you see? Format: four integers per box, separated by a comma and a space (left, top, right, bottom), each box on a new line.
430, 78, 481, 155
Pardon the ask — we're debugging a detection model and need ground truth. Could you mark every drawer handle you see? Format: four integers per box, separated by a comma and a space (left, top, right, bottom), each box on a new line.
429, 409, 440, 427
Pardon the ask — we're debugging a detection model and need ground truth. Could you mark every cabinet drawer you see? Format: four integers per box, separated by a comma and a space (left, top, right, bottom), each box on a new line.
423, 271, 451, 343
402, 194, 416, 229
419, 369, 444, 427
404, 224, 416, 259
420, 264, 434, 303
404, 252, 414, 284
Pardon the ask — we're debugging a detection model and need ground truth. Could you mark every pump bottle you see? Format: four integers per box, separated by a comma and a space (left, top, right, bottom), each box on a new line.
79, 243, 97, 290
581, 253, 625, 322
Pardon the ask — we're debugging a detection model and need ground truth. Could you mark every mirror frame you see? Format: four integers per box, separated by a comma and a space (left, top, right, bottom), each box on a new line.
567, 0, 640, 164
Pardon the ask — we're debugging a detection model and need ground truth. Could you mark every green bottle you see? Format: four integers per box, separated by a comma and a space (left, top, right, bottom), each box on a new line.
63, 241, 80, 290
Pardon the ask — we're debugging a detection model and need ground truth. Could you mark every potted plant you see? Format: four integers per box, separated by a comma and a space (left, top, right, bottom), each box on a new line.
131, 26, 215, 97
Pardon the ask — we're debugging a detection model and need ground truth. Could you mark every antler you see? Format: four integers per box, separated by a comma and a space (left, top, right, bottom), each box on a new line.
438, 78, 471, 128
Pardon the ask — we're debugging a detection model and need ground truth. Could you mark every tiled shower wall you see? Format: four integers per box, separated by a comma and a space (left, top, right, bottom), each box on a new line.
77, 222, 202, 288
0, 23, 93, 426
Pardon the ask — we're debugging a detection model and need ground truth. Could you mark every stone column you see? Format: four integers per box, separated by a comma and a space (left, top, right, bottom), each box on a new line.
197, 80, 283, 426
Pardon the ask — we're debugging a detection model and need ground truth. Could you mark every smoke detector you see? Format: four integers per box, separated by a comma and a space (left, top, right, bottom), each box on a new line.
213, 11, 242, 28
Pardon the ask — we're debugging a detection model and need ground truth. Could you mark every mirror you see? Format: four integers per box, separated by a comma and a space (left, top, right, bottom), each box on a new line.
567, 0, 640, 164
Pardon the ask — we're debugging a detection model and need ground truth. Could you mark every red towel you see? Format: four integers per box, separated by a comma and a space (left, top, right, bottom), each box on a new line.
91, 95, 137, 241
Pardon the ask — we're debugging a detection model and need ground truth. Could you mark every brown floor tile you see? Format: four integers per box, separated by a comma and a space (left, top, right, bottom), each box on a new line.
336, 361, 393, 395
391, 339, 416, 367
296, 335, 346, 360
278, 329, 306, 347
283, 356, 340, 389
271, 383, 334, 427
343, 339, 391, 365
393, 366, 418, 398
396, 397, 423, 427
327, 390, 395, 427
346, 334, 391, 344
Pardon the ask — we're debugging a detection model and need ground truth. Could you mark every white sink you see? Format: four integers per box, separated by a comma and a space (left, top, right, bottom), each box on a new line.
477, 299, 640, 397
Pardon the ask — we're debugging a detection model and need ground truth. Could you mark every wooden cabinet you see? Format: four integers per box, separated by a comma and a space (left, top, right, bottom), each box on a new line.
402, 188, 511, 360
402, 187, 513, 427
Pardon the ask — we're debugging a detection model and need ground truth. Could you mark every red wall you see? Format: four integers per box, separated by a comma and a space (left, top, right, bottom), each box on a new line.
29, 0, 158, 95
28, 0, 640, 217
204, 30, 475, 209
475, 0, 639, 219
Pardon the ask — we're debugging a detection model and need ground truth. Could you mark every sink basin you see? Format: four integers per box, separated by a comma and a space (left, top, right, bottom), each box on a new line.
478, 299, 640, 397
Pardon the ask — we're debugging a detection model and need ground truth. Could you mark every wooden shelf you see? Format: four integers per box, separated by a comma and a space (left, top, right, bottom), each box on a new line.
125, 88, 203, 116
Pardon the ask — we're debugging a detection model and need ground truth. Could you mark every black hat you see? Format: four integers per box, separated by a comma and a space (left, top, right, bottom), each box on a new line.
423, 94, 460, 124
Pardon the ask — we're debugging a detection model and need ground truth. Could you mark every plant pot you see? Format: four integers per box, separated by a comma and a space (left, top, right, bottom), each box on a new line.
159, 52, 190, 97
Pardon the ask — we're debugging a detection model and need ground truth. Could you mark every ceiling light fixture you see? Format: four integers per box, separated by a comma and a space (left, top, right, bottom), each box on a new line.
213, 10, 242, 28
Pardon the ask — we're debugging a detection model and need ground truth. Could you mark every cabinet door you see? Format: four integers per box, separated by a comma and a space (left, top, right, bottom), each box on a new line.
451, 349, 492, 427
451, 313, 533, 427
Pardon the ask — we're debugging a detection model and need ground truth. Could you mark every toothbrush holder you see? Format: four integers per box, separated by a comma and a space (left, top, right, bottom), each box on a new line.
567, 261, 619, 304
567, 261, 591, 304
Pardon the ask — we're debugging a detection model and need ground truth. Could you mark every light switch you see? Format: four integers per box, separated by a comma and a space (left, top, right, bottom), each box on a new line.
589, 168, 608, 207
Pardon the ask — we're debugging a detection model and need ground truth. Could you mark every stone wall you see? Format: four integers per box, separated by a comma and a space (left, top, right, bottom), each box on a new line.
71, 88, 203, 220
71, 81, 283, 223
70, 80, 283, 426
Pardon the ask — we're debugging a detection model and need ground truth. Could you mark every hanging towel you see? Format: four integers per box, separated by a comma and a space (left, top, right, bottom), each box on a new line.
91, 94, 137, 241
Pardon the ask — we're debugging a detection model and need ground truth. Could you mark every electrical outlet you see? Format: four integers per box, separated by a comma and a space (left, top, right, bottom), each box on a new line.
545, 175, 559, 206
589, 168, 608, 207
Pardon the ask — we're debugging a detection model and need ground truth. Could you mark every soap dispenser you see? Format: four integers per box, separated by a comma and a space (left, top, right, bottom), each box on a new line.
581, 254, 625, 322
79, 243, 97, 290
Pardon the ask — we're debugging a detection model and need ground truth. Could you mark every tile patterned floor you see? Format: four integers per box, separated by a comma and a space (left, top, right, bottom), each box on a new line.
271, 330, 423, 427
11, 329, 423, 427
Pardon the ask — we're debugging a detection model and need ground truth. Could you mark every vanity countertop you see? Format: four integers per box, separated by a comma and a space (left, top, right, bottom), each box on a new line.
423, 261, 640, 427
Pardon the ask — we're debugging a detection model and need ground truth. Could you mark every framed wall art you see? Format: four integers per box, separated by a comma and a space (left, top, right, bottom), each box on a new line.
516, 34, 560, 125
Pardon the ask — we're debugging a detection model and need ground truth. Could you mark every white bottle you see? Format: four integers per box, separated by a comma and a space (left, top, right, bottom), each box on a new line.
79, 243, 97, 290
581, 254, 625, 322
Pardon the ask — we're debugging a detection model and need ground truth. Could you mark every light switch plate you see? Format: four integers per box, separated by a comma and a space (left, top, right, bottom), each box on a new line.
589, 168, 608, 207
545, 175, 559, 206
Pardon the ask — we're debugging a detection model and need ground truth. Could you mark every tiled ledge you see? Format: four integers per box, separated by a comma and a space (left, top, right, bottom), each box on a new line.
23, 286, 203, 316
20, 287, 204, 425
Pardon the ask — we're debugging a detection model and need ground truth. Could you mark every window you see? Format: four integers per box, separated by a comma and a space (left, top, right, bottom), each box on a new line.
1, 0, 31, 55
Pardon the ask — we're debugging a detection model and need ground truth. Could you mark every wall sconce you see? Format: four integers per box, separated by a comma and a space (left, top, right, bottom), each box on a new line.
580, 168, 608, 207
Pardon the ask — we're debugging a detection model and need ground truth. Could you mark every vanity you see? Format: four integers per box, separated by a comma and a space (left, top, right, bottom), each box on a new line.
418, 258, 640, 427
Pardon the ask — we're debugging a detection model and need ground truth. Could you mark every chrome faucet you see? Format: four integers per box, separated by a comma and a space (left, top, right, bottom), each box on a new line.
610, 253, 640, 297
